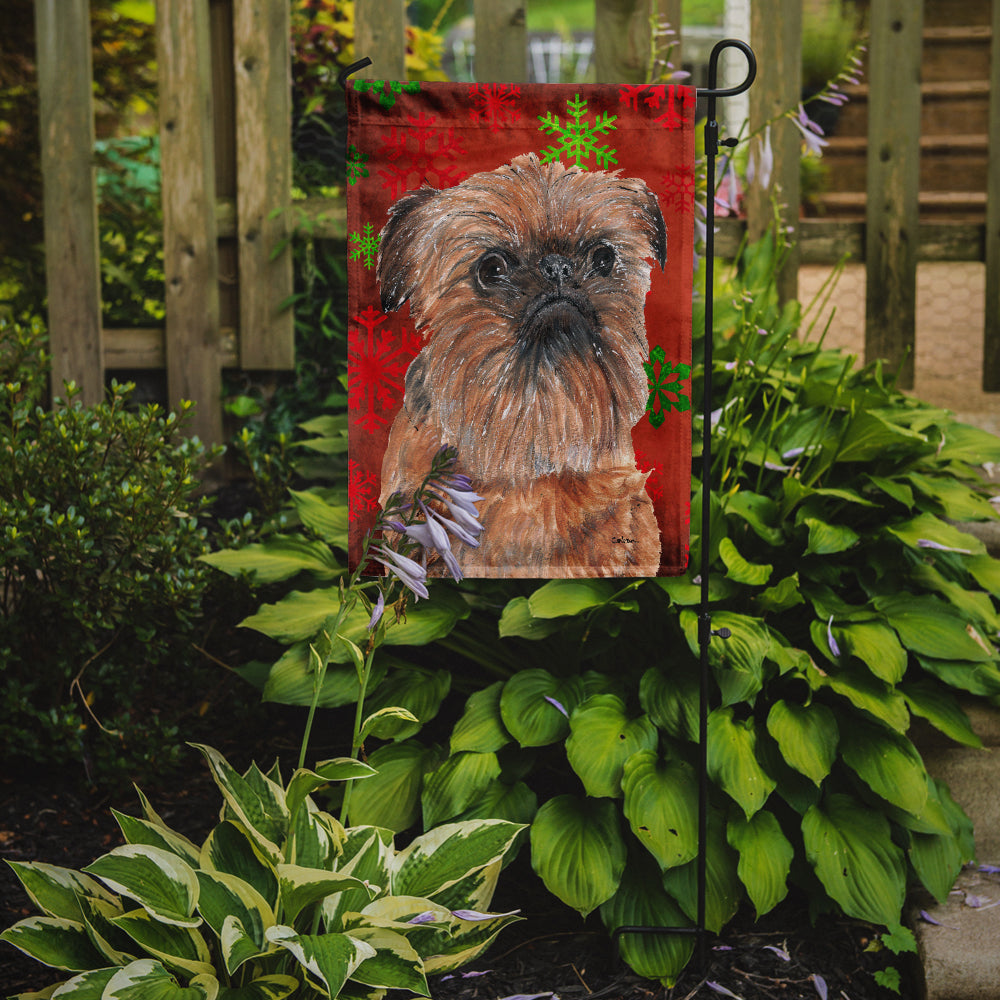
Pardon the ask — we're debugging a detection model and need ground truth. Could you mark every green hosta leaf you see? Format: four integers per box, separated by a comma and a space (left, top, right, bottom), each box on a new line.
190, 746, 287, 862
277, 865, 374, 925
935, 421, 1000, 464
916, 655, 1000, 697
967, 553, 1000, 597
360, 706, 421, 742
265, 926, 375, 997
260, 643, 387, 709
499, 670, 584, 747
680, 610, 770, 706
288, 489, 349, 544
453, 779, 538, 827
911, 562, 1000, 633
802, 793, 906, 926
835, 621, 907, 684
195, 871, 273, 974
111, 908, 214, 977
497, 596, 564, 639
421, 751, 502, 828
199, 822, 278, 910
807, 660, 910, 732
839, 718, 929, 816
901, 680, 982, 748
566, 695, 658, 798
656, 573, 737, 606
392, 820, 524, 900
756, 573, 804, 614
345, 926, 428, 994
362, 667, 451, 740
450, 682, 511, 753
803, 517, 859, 556
0, 916, 107, 971
216, 975, 299, 1000
707, 708, 776, 818
347, 740, 442, 832
906, 473, 998, 522
83, 846, 200, 928
718, 537, 772, 585
200, 535, 341, 584
112, 812, 201, 868
909, 821, 966, 905
886, 512, 985, 556
727, 811, 793, 918
765, 701, 838, 786
724, 490, 784, 545
621, 751, 698, 871
285, 759, 375, 823
661, 810, 741, 933
874, 594, 995, 662
527, 578, 617, 618
866, 474, 914, 509
599, 853, 694, 987
639, 664, 699, 742
835, 410, 927, 463
4, 862, 118, 923
530, 795, 626, 917
103, 959, 218, 999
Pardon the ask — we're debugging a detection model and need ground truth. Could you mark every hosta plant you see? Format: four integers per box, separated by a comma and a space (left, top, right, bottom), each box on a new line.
1, 744, 523, 999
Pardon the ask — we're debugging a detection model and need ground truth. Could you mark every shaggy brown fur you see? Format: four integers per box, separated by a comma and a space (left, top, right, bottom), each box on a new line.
377, 153, 665, 577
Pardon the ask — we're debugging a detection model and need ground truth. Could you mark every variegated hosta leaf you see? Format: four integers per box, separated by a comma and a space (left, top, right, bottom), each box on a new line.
195, 871, 274, 974
110, 908, 214, 979
83, 846, 200, 928
344, 926, 429, 995
802, 793, 906, 926
421, 860, 501, 917
599, 853, 694, 987
112, 810, 202, 868
621, 751, 699, 871
285, 760, 375, 824
45, 966, 118, 997
565, 695, 658, 799
323, 829, 393, 931
102, 958, 218, 999
265, 925, 376, 998
0, 916, 107, 971
706, 707, 776, 819
214, 974, 299, 1000
277, 864, 376, 925
190, 745, 287, 863
199, 822, 278, 910
4, 861, 118, 922
421, 906, 523, 975
391, 820, 524, 901
77, 894, 136, 966
529, 795, 626, 917
288, 802, 343, 870
727, 810, 793, 917
765, 700, 838, 786
450, 681, 511, 754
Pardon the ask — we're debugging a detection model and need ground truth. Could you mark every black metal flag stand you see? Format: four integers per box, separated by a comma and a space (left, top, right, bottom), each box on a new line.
340, 38, 758, 975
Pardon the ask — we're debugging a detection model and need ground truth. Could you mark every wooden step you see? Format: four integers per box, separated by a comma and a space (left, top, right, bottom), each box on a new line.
922, 25, 993, 83
813, 190, 987, 222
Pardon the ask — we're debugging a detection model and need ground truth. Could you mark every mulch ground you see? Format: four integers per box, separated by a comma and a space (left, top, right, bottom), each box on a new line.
1, 740, 913, 1000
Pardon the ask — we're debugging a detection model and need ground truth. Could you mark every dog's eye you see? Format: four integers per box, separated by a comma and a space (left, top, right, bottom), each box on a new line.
591, 244, 616, 277
476, 252, 510, 289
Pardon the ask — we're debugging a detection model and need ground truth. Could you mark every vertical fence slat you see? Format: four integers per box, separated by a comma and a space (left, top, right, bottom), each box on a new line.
594, 0, 651, 84
865, 0, 923, 390
474, 0, 527, 82
157, 0, 223, 445
355, 0, 406, 80
747, 0, 801, 304
983, 0, 1000, 390
233, 0, 294, 369
34, 0, 103, 405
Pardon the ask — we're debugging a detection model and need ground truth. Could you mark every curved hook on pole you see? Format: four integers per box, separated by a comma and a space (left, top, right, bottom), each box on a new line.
698, 38, 757, 99
337, 57, 373, 90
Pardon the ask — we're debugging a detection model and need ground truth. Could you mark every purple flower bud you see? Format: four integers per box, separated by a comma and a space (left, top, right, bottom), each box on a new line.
544, 695, 569, 717
407, 911, 437, 925
372, 545, 429, 600
812, 974, 828, 1000
827, 615, 841, 658
367, 590, 385, 631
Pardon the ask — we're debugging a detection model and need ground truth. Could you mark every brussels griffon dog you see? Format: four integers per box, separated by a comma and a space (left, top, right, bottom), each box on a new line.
377, 152, 665, 577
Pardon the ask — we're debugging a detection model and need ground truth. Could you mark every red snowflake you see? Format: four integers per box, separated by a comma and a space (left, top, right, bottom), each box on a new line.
635, 448, 666, 505
348, 460, 379, 522
661, 167, 696, 213
618, 84, 693, 130
377, 112, 468, 198
468, 83, 522, 132
347, 304, 421, 434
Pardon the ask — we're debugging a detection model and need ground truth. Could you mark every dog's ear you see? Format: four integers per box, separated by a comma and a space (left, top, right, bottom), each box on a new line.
377, 186, 439, 313
642, 188, 667, 270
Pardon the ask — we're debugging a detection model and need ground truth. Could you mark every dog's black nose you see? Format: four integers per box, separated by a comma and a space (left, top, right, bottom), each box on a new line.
540, 254, 574, 288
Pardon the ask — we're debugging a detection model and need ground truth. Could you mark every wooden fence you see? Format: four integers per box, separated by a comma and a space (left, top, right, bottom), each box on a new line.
33, 0, 1000, 445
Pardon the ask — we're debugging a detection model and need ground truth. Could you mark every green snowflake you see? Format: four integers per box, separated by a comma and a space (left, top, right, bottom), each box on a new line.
353, 79, 421, 109
537, 94, 618, 170
346, 144, 369, 185
644, 345, 691, 428
349, 223, 381, 269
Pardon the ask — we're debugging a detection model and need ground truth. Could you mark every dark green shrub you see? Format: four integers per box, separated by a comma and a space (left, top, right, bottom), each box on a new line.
0, 317, 220, 783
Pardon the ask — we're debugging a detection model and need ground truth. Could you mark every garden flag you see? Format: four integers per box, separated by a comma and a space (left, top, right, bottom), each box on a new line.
347, 80, 695, 578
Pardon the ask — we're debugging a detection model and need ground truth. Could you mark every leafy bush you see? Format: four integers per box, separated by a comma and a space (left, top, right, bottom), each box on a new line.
0, 317, 220, 782
213, 234, 1000, 985
1, 743, 524, 998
